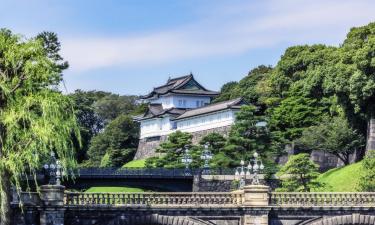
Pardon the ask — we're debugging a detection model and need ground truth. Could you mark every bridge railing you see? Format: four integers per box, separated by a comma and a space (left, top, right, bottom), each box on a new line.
75, 168, 236, 178
64, 192, 243, 206
270, 192, 375, 207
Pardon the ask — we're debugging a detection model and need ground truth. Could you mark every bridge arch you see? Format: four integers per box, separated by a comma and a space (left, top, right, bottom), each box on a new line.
109, 214, 212, 225
303, 214, 375, 225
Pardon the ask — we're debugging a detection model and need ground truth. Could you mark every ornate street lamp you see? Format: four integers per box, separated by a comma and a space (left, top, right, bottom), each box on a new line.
234, 151, 265, 189
251, 151, 265, 185
200, 142, 213, 175
234, 159, 251, 189
181, 145, 192, 175
43, 151, 63, 185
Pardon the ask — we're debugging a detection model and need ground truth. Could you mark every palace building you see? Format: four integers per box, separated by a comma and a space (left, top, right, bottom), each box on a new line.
134, 74, 245, 159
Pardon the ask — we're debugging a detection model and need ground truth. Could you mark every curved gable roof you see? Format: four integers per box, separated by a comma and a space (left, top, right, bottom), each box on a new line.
141, 74, 218, 99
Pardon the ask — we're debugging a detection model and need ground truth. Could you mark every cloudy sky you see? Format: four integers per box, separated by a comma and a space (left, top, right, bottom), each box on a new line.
1, 0, 375, 95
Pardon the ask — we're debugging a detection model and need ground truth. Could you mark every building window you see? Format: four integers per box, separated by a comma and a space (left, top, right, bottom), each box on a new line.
178, 100, 183, 106
196, 101, 200, 107
201, 100, 204, 106
183, 100, 187, 107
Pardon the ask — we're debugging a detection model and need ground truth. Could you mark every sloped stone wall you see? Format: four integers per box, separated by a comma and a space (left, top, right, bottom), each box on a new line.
367, 119, 375, 152
134, 125, 232, 160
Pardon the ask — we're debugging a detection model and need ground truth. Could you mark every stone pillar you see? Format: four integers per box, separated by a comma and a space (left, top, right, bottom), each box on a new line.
39, 185, 65, 225
242, 185, 270, 225
367, 119, 375, 152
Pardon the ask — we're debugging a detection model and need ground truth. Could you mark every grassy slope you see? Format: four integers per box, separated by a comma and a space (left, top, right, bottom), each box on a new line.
315, 162, 362, 192
85, 186, 145, 193
122, 159, 146, 168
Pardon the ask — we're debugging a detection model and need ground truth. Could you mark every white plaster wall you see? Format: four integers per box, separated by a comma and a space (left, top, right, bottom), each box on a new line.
149, 96, 174, 109
176, 110, 238, 133
149, 95, 211, 109
140, 116, 174, 139
172, 95, 211, 109
140, 109, 239, 139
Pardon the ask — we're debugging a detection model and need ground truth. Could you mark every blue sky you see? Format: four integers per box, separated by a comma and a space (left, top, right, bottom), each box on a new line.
1, 0, 375, 95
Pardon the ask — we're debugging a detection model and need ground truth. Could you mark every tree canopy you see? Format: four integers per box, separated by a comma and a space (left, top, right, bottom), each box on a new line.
0, 30, 80, 224
277, 154, 322, 192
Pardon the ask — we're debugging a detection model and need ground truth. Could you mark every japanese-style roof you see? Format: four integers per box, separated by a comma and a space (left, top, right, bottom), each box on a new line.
134, 103, 186, 121
173, 98, 244, 120
140, 74, 219, 99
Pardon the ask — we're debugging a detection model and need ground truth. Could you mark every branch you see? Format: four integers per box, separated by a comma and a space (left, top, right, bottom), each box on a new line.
10, 73, 27, 93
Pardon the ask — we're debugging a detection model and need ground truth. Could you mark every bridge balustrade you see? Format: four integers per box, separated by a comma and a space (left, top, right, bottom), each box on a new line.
270, 192, 375, 207
64, 192, 242, 206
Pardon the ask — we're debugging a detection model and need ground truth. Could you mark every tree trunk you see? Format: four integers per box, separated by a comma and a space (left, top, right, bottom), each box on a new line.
0, 169, 12, 225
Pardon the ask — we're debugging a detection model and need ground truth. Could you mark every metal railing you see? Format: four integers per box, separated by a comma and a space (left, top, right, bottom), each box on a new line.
75, 168, 236, 179
270, 192, 375, 207
64, 192, 243, 206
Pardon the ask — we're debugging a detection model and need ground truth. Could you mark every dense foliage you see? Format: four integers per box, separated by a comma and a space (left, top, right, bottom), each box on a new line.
359, 150, 375, 191
297, 116, 365, 165
145, 131, 205, 168
0, 30, 80, 224
68, 90, 146, 166
277, 154, 322, 192
87, 115, 139, 167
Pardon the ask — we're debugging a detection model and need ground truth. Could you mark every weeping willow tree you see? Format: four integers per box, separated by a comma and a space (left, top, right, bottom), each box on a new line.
0, 29, 80, 225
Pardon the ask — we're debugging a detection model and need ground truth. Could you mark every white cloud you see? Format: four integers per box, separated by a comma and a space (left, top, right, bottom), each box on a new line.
61, 0, 375, 72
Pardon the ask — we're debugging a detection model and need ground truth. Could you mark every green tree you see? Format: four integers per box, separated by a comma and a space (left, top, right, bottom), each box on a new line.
359, 150, 375, 191
213, 81, 238, 103
269, 96, 327, 141
199, 132, 226, 153
145, 131, 203, 168
324, 22, 375, 153
69, 90, 108, 162
277, 154, 321, 192
214, 65, 272, 111
86, 115, 139, 167
297, 116, 365, 165
0, 29, 80, 225
94, 94, 140, 124
228, 105, 272, 158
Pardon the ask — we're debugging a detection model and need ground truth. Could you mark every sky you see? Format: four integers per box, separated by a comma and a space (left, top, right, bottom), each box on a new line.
1, 0, 375, 95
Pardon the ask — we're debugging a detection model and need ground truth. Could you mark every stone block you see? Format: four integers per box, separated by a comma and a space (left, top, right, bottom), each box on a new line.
243, 185, 270, 207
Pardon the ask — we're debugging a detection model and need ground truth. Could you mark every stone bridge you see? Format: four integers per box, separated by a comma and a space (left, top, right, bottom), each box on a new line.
11, 185, 375, 225
62, 168, 234, 192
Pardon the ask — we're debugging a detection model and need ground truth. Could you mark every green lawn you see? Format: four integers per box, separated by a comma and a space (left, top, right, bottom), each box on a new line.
315, 162, 363, 192
85, 186, 145, 193
122, 159, 146, 168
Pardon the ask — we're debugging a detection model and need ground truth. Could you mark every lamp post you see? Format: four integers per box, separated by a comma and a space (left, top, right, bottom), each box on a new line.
235, 159, 252, 189
43, 151, 63, 185
181, 145, 192, 175
251, 151, 264, 185
234, 151, 265, 189
200, 142, 213, 175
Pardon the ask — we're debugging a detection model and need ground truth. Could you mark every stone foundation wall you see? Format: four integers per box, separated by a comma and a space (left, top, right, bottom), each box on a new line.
367, 119, 375, 152
134, 125, 232, 160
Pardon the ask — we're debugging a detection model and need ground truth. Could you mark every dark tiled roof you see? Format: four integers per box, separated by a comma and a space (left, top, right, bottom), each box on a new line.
135, 104, 186, 121
174, 98, 244, 120
140, 74, 218, 99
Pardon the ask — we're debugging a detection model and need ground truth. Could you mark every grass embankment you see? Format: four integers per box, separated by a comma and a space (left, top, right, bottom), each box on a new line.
84, 186, 145, 193
315, 162, 362, 192
84, 160, 148, 193
122, 159, 146, 168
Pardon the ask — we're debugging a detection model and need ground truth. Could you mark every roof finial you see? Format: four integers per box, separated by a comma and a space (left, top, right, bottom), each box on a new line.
168, 75, 171, 82
189, 71, 193, 76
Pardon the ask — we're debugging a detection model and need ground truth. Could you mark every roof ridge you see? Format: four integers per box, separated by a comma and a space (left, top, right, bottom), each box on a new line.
169, 74, 192, 82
